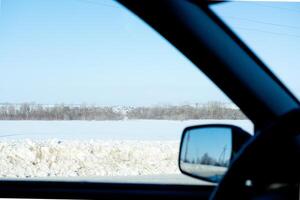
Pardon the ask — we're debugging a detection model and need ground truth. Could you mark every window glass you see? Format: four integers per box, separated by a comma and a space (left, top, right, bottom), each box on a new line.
211, 2, 300, 101
0, 0, 253, 184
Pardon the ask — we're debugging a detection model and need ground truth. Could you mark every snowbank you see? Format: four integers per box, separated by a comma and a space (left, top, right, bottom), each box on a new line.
180, 162, 226, 179
0, 120, 253, 178
0, 140, 180, 178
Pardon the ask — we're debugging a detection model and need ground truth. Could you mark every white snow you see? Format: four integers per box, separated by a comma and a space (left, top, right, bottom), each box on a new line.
0, 120, 253, 140
180, 162, 227, 179
0, 120, 253, 178
0, 140, 179, 178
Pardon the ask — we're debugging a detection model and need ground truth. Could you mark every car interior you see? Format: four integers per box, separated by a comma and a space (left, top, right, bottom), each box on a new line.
0, 0, 299, 199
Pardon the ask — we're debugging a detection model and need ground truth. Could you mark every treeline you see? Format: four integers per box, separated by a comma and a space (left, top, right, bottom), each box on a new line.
0, 104, 122, 120
0, 102, 246, 120
183, 153, 229, 167
127, 103, 246, 120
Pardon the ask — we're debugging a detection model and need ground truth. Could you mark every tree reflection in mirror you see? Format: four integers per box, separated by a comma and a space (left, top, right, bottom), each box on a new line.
179, 126, 232, 183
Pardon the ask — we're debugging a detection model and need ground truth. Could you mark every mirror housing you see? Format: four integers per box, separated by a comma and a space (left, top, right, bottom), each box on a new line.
179, 124, 251, 183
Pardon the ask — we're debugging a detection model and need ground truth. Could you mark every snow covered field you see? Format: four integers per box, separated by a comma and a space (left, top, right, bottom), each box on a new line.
0, 120, 253, 179
0, 120, 253, 140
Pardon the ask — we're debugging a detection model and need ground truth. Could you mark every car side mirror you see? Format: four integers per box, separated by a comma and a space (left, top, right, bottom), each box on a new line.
179, 124, 251, 183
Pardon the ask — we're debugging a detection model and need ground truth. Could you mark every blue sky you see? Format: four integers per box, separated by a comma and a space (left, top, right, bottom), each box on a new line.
181, 127, 232, 163
212, 2, 300, 99
0, 1, 299, 106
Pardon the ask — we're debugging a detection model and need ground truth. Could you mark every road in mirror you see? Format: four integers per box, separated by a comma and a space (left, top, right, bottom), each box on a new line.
180, 127, 232, 182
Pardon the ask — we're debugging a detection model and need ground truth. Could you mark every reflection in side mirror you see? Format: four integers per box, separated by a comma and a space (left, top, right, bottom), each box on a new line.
179, 125, 251, 183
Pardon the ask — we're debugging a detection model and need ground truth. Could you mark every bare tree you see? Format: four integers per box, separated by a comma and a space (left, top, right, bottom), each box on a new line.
0, 102, 246, 120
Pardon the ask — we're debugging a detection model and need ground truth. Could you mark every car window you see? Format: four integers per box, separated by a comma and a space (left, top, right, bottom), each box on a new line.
210, 1, 300, 102
0, 0, 253, 184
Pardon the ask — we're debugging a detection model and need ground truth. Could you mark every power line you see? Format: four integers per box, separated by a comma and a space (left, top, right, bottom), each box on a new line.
73, 0, 119, 9
251, 2, 300, 14
223, 15, 300, 30
233, 26, 300, 39
65, 0, 300, 40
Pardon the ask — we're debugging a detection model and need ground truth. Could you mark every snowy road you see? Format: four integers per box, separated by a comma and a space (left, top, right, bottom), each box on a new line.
0, 120, 253, 140
2, 174, 210, 185
82, 174, 211, 185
